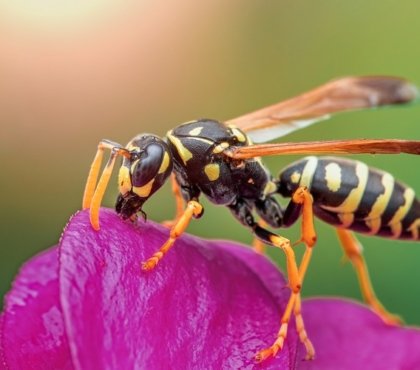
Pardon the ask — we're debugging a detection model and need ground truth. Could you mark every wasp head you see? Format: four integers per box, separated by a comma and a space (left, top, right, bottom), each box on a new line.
116, 134, 173, 221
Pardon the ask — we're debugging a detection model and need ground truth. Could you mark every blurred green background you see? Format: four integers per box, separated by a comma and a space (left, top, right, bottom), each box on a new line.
1, 1, 420, 325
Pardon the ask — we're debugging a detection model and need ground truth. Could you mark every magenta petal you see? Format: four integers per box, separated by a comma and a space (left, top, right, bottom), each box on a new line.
0, 248, 73, 370
296, 298, 420, 370
59, 209, 297, 369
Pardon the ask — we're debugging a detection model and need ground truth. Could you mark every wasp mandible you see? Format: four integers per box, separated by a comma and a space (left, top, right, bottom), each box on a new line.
82, 76, 420, 362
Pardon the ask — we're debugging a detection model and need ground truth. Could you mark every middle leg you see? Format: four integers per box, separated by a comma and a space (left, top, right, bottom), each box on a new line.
254, 187, 317, 361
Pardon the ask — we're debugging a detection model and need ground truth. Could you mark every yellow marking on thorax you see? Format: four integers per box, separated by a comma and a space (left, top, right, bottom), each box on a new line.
408, 218, 420, 240
322, 161, 369, 228
188, 127, 203, 136
167, 131, 192, 165
204, 163, 220, 181
364, 173, 394, 235
213, 142, 230, 154
388, 188, 415, 238
230, 127, 247, 143
263, 181, 277, 195
158, 152, 170, 174
133, 179, 155, 198
325, 162, 342, 192
299, 156, 318, 189
118, 165, 132, 195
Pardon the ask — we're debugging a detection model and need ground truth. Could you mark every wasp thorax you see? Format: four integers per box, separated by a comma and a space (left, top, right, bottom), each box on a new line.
116, 134, 173, 220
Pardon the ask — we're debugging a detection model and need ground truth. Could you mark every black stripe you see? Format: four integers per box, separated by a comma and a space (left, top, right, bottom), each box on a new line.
380, 181, 406, 225
356, 169, 386, 219
311, 158, 359, 208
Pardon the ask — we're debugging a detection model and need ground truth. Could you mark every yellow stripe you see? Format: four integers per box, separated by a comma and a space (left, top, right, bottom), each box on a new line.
167, 131, 192, 165
299, 156, 318, 189
365, 173, 394, 235
388, 188, 415, 238
118, 165, 132, 195
158, 151, 170, 174
133, 179, 155, 198
322, 161, 369, 228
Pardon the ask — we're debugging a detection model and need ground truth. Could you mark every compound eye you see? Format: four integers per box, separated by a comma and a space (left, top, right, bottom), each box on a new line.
131, 143, 164, 187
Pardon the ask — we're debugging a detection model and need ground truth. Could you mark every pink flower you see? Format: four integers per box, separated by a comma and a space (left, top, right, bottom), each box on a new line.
1, 208, 420, 369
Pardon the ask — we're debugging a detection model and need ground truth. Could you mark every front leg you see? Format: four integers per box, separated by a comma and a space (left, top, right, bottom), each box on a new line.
142, 200, 203, 271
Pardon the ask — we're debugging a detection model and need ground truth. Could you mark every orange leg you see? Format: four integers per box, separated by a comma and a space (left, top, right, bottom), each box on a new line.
256, 187, 317, 362
256, 245, 316, 362
292, 186, 317, 248
336, 229, 402, 325
82, 140, 130, 230
252, 220, 268, 254
293, 247, 315, 360
142, 200, 203, 271
82, 146, 105, 210
256, 292, 298, 362
162, 174, 185, 228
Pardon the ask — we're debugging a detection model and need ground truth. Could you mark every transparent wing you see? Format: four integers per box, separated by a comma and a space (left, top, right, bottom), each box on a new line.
226, 76, 418, 143
224, 139, 420, 159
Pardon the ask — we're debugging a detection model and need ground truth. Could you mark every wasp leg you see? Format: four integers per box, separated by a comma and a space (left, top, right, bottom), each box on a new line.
142, 200, 203, 271
162, 174, 185, 228
293, 246, 316, 360
291, 187, 317, 247
252, 220, 267, 254
82, 140, 130, 230
256, 247, 316, 362
336, 229, 402, 325
228, 199, 305, 361
255, 188, 317, 362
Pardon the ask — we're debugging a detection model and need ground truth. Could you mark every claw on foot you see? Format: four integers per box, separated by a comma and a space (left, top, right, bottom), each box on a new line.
305, 347, 316, 361
141, 257, 159, 271
255, 344, 280, 363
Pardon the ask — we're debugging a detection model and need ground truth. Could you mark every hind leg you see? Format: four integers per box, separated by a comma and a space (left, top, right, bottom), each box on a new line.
336, 228, 401, 325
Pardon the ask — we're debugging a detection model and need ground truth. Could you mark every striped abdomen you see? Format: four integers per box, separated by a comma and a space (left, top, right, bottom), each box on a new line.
278, 156, 420, 240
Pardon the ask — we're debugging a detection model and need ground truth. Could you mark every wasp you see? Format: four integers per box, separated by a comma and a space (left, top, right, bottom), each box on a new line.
82, 76, 420, 362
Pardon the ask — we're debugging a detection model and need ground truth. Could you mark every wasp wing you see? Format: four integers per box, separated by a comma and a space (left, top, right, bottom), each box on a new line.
226, 76, 418, 143
225, 139, 420, 159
